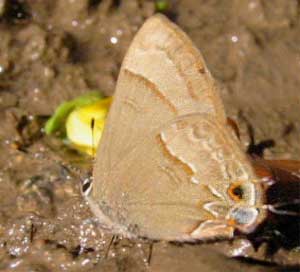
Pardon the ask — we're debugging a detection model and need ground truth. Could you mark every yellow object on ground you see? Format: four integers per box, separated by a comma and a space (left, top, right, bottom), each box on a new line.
66, 97, 112, 155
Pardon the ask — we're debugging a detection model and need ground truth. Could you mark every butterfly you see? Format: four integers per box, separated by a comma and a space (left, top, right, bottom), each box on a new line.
84, 14, 276, 241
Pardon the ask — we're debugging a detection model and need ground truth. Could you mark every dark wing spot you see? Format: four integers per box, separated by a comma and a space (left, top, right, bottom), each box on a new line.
232, 186, 244, 199
228, 182, 244, 201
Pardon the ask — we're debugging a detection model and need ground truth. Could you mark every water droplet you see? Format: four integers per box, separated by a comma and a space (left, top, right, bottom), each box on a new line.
110, 37, 118, 44
231, 36, 239, 43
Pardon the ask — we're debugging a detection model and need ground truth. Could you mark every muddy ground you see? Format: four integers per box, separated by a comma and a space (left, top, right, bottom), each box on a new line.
0, 0, 300, 271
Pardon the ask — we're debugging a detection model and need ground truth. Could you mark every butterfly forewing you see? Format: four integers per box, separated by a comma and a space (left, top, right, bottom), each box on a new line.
96, 15, 226, 173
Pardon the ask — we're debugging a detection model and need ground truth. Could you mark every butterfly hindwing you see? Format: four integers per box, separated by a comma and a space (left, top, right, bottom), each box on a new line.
91, 112, 264, 240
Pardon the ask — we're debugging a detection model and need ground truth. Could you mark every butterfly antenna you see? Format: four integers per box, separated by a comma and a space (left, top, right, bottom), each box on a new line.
90, 118, 96, 159
264, 199, 300, 217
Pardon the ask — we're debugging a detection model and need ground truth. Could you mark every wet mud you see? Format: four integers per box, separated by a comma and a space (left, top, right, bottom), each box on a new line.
0, 0, 299, 271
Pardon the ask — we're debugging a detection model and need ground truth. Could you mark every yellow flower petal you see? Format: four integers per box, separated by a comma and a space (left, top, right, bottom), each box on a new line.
66, 97, 112, 155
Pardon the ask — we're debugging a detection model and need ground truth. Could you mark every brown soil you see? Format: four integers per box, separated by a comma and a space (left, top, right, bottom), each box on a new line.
0, 0, 299, 271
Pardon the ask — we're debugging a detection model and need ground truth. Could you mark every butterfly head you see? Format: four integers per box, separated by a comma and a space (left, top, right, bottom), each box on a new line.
200, 179, 266, 239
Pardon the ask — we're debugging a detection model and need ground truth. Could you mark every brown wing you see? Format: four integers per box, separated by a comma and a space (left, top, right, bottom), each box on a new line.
262, 160, 300, 175
251, 158, 300, 181
91, 15, 264, 240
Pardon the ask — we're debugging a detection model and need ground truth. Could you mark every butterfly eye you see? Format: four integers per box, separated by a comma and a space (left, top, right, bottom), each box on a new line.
228, 182, 244, 202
